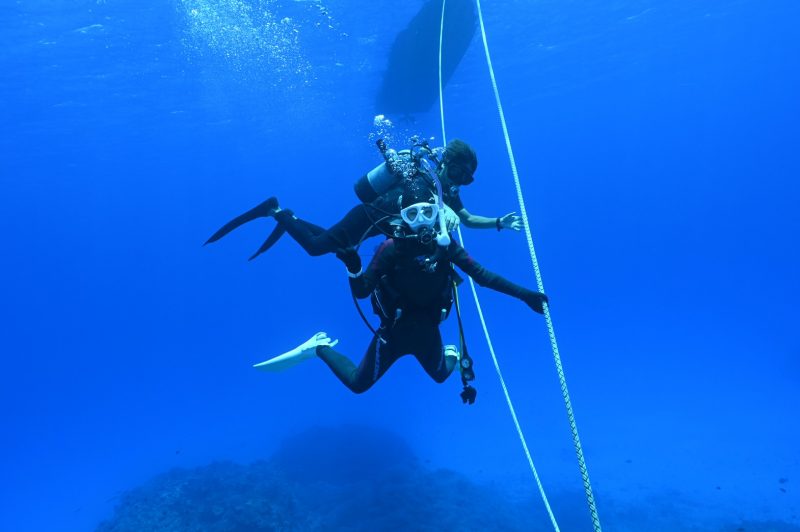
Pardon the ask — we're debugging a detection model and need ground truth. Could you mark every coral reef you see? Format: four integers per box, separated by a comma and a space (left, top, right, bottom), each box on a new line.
97, 425, 800, 531
98, 425, 534, 531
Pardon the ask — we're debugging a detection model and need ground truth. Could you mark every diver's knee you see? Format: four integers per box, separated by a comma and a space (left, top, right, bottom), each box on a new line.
345, 372, 373, 394
432, 371, 450, 384
349, 382, 371, 394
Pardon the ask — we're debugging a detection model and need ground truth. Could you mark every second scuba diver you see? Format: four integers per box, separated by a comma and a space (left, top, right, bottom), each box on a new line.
253, 177, 548, 402
205, 138, 524, 260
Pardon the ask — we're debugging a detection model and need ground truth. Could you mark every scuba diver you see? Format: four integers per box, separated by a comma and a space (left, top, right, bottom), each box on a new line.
252, 177, 548, 402
205, 138, 524, 260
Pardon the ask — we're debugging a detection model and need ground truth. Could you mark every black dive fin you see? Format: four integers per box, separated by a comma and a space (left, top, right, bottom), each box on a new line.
248, 225, 286, 261
204, 197, 278, 245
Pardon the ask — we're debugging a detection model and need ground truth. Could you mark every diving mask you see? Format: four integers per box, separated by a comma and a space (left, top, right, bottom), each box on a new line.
400, 202, 439, 233
446, 163, 475, 185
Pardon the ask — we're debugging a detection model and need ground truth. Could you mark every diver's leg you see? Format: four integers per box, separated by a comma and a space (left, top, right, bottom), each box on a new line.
316, 326, 401, 393
271, 209, 335, 256
205, 196, 344, 260
295, 218, 326, 235
274, 204, 378, 256
412, 323, 457, 383
318, 204, 379, 249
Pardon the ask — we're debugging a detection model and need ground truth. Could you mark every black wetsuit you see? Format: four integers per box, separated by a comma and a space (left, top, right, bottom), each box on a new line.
316, 238, 542, 393
274, 179, 465, 256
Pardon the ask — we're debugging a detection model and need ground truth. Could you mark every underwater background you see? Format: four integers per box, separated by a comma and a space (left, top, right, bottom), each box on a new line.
1, 0, 798, 530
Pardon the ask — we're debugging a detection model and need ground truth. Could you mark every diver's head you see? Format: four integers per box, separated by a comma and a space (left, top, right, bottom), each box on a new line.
443, 139, 477, 186
399, 178, 439, 244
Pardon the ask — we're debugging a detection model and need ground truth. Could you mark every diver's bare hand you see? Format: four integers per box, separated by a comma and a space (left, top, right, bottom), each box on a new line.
500, 212, 523, 231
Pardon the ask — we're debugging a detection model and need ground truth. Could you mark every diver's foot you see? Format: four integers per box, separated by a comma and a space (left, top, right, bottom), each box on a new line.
262, 196, 280, 217
298, 331, 338, 357
204, 196, 281, 245
444, 344, 460, 362
444, 344, 462, 373
253, 332, 339, 372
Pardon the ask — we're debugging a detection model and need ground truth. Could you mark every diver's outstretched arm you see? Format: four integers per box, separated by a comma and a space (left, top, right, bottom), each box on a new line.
456, 207, 523, 231
448, 241, 548, 313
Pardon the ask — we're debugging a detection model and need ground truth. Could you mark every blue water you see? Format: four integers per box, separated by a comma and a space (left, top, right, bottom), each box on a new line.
1, 0, 798, 530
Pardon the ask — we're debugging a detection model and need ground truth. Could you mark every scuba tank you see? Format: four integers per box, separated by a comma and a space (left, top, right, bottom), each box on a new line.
353, 137, 446, 205
354, 139, 412, 204
355, 137, 450, 246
